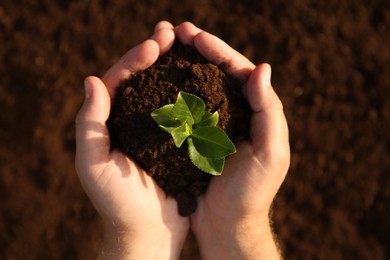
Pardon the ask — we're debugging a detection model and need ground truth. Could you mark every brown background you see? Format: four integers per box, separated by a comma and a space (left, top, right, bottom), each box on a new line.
0, 1, 389, 259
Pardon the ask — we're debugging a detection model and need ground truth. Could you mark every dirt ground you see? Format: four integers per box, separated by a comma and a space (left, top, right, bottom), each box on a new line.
0, 1, 389, 259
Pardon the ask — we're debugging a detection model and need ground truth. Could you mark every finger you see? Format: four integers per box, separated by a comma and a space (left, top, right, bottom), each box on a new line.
102, 39, 160, 97
174, 21, 203, 46
246, 64, 290, 172
75, 76, 111, 175
154, 20, 174, 32
150, 21, 175, 56
193, 31, 255, 83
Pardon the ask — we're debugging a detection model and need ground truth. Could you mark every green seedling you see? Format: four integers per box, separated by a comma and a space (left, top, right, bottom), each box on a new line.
151, 91, 236, 175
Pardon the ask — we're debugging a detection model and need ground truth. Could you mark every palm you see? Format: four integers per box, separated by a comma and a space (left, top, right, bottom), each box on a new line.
76, 22, 189, 237
191, 139, 279, 231
194, 143, 260, 214
76, 21, 289, 258
173, 24, 289, 219
88, 150, 188, 231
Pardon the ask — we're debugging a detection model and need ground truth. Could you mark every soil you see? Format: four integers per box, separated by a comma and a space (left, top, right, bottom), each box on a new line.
1, 1, 389, 259
107, 41, 250, 216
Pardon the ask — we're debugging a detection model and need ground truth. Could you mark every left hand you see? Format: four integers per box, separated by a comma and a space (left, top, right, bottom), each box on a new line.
75, 21, 189, 259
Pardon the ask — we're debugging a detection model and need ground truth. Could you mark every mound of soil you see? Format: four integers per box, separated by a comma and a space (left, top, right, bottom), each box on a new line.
1, 1, 389, 259
107, 41, 251, 216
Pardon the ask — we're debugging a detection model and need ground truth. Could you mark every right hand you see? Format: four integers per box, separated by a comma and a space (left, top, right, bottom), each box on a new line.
175, 22, 290, 259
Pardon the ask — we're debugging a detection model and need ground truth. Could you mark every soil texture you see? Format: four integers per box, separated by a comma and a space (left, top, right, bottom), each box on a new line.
1, 1, 389, 259
107, 41, 250, 216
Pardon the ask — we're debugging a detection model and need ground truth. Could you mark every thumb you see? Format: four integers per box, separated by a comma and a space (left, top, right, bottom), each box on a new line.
246, 64, 290, 175
75, 76, 111, 174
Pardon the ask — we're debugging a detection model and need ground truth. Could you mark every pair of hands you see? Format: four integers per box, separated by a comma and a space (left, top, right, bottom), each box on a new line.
75, 21, 290, 259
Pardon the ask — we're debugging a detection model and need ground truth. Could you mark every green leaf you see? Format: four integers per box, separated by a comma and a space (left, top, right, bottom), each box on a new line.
191, 127, 236, 159
151, 104, 181, 133
171, 122, 191, 148
151, 91, 236, 176
172, 92, 205, 125
188, 138, 225, 175
195, 111, 219, 128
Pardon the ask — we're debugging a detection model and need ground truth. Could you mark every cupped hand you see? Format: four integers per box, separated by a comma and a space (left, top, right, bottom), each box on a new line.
75, 21, 189, 259
175, 22, 290, 259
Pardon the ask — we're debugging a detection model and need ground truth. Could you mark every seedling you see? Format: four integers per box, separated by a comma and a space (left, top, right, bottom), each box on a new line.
151, 91, 236, 175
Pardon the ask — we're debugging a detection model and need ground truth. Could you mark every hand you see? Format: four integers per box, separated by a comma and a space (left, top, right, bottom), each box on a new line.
75, 21, 189, 260
175, 22, 290, 259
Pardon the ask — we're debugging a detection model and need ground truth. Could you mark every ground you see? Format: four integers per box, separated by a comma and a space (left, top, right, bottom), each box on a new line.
0, 1, 389, 259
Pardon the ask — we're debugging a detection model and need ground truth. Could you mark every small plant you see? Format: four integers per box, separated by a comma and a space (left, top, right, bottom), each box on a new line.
151, 91, 236, 175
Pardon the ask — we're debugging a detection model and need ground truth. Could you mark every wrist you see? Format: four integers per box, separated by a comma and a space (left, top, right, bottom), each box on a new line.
193, 212, 281, 260
98, 223, 186, 260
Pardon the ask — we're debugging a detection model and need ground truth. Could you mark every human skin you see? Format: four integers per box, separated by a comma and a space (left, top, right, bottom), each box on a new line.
75, 21, 290, 259
75, 21, 188, 260
175, 22, 290, 259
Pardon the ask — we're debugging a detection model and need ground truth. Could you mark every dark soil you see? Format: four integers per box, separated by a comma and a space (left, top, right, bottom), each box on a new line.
107, 41, 251, 216
1, 1, 389, 259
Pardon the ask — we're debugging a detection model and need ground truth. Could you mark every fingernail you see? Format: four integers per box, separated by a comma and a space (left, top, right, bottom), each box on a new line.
263, 65, 272, 87
84, 78, 93, 99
